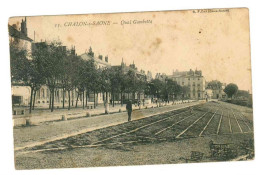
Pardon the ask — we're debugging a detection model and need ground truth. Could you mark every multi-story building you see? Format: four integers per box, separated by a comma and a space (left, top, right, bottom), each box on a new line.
80, 47, 111, 69
205, 89, 213, 101
32, 43, 80, 108
119, 59, 146, 78
9, 17, 32, 58
9, 17, 33, 106
146, 71, 153, 82
26, 46, 112, 108
206, 81, 226, 99
168, 69, 206, 100
80, 47, 111, 105
111, 59, 149, 102
155, 73, 167, 81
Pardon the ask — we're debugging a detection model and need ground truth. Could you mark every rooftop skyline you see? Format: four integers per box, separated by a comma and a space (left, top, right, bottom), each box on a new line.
9, 8, 252, 92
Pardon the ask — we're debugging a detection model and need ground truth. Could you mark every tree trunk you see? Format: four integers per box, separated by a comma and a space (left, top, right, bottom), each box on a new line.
86, 91, 88, 107
75, 92, 79, 108
29, 86, 34, 114
121, 91, 123, 106
85, 91, 88, 107
106, 91, 108, 103
68, 90, 71, 110
94, 91, 96, 109
112, 92, 115, 107
32, 89, 37, 110
49, 90, 52, 109
71, 90, 74, 106
62, 88, 65, 109
51, 89, 55, 112
82, 90, 85, 109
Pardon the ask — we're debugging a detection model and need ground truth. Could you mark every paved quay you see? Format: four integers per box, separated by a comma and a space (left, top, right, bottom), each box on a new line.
12, 100, 195, 126
13, 101, 201, 150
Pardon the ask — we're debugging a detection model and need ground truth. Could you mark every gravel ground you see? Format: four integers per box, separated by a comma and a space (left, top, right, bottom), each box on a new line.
15, 134, 254, 170
14, 101, 254, 170
14, 102, 199, 148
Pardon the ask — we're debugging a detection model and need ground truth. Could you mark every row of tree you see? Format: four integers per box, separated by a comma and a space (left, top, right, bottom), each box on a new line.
10, 41, 190, 113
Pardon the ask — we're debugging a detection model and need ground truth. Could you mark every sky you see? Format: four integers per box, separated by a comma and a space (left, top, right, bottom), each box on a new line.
9, 8, 252, 92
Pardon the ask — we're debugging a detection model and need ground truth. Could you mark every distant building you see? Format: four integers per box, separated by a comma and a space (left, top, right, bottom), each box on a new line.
80, 47, 111, 69
112, 59, 150, 102
146, 71, 153, 82
168, 69, 206, 100
206, 81, 226, 99
155, 73, 167, 81
205, 89, 213, 100
117, 59, 146, 78
80, 47, 111, 104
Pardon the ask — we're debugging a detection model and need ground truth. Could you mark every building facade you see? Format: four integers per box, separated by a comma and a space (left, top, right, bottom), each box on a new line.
111, 59, 150, 103
80, 48, 111, 105
206, 81, 226, 99
9, 17, 33, 58
9, 17, 34, 106
168, 69, 206, 100
9, 18, 111, 108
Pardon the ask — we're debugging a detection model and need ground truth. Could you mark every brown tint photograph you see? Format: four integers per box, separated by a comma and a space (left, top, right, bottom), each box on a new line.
8, 8, 254, 170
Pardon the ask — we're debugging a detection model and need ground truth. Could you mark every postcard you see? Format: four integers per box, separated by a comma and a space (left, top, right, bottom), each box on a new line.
8, 8, 253, 169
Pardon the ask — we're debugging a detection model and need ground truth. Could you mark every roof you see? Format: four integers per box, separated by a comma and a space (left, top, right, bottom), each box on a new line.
169, 74, 203, 78
80, 53, 111, 67
8, 25, 33, 42
112, 64, 146, 77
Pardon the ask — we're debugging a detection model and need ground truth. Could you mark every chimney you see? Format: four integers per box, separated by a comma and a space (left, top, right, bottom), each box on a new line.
21, 17, 28, 36
105, 56, 108, 62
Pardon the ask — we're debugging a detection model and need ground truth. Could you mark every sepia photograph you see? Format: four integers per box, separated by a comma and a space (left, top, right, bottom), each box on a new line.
8, 8, 254, 170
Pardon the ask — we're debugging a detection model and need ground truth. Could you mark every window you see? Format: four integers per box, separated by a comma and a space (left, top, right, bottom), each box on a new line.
47, 89, 50, 97
37, 90, 40, 99
41, 89, 45, 98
